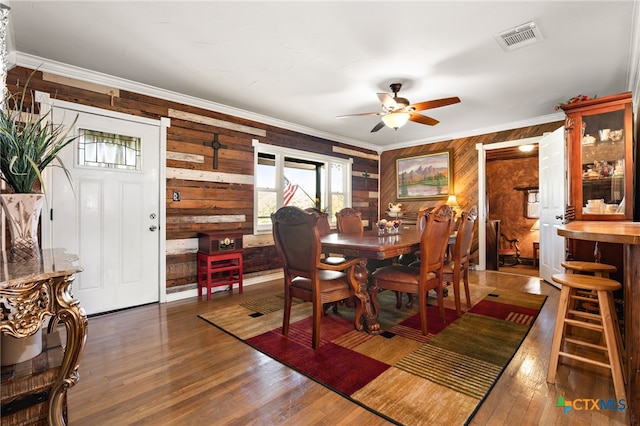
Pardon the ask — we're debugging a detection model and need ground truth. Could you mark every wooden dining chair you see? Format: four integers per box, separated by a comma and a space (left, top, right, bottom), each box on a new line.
498, 233, 521, 266
271, 206, 366, 349
370, 205, 454, 335
337, 207, 392, 275
304, 207, 345, 265
335, 207, 364, 236
442, 205, 478, 317
397, 206, 434, 267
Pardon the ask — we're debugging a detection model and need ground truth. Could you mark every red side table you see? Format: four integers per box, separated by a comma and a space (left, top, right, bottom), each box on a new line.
197, 232, 244, 300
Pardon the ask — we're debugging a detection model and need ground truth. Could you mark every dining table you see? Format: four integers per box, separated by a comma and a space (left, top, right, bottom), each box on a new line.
557, 221, 640, 423
322, 226, 423, 262
321, 226, 455, 334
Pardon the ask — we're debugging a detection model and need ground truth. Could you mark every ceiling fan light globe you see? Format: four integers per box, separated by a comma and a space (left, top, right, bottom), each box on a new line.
382, 112, 410, 129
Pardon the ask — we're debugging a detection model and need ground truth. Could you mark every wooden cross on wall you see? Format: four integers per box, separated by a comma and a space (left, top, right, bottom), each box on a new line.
203, 133, 227, 169
362, 170, 370, 186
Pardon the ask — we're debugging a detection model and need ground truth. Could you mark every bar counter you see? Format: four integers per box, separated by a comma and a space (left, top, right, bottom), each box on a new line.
557, 221, 640, 423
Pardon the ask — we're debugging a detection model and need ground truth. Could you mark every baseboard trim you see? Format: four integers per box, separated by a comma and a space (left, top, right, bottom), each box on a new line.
165, 271, 284, 303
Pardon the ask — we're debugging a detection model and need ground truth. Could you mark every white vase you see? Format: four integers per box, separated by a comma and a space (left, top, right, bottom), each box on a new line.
1, 328, 43, 366
0, 193, 45, 262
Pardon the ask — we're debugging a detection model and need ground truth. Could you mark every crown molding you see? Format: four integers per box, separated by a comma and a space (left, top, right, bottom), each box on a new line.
13, 53, 573, 155
380, 112, 566, 152
13, 52, 380, 153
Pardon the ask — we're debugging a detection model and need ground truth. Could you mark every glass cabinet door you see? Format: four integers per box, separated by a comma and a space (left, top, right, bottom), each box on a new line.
563, 92, 633, 221
579, 109, 626, 216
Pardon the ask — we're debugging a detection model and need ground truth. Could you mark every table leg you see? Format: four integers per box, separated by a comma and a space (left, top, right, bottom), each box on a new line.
353, 259, 380, 334
48, 275, 88, 426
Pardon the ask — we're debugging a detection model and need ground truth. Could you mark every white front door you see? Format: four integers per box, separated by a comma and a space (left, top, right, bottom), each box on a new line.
539, 126, 566, 286
43, 103, 161, 315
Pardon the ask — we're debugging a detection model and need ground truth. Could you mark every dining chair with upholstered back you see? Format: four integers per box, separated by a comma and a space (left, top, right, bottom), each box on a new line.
304, 207, 345, 265
335, 207, 364, 236
443, 205, 478, 317
337, 207, 392, 274
416, 206, 434, 233
305, 207, 332, 236
397, 206, 434, 267
370, 204, 454, 335
271, 206, 365, 349
398, 206, 435, 263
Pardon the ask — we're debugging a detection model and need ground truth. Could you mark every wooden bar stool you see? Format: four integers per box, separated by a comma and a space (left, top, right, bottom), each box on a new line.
548, 273, 626, 401
562, 261, 618, 314
561, 260, 616, 277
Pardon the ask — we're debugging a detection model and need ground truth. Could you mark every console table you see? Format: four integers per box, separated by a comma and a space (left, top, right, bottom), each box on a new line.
0, 249, 86, 426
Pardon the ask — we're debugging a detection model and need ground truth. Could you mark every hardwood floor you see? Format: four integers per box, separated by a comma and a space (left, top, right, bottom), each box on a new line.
498, 263, 540, 278
64, 271, 630, 425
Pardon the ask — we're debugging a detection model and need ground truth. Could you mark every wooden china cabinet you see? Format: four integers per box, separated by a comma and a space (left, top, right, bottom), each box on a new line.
560, 91, 634, 293
561, 91, 634, 222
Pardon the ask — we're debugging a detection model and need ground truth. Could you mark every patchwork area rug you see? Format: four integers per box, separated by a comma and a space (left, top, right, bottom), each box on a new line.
199, 285, 546, 425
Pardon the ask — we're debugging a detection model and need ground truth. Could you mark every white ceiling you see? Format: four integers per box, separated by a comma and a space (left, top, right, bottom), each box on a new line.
4, 1, 639, 152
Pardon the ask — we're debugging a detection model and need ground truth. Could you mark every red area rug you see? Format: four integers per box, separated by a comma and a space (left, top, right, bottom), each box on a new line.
199, 285, 546, 425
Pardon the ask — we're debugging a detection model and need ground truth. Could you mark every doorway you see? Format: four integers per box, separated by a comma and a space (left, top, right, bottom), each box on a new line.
40, 94, 167, 315
476, 137, 540, 272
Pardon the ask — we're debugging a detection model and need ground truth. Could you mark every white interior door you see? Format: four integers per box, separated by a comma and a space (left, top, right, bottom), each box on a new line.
539, 126, 566, 286
43, 103, 161, 315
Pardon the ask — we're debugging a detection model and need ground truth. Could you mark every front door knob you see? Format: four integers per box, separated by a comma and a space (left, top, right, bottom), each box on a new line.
149, 225, 158, 231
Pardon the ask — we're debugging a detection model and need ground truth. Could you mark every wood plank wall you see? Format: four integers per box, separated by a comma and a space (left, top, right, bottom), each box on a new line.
380, 122, 563, 264
6, 66, 379, 293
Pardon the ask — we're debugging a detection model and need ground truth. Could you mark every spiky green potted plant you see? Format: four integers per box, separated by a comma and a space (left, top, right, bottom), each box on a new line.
0, 72, 77, 261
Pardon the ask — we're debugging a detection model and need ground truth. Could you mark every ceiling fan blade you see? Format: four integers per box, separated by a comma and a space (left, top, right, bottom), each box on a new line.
410, 96, 461, 112
377, 93, 397, 110
409, 113, 439, 126
370, 121, 386, 133
336, 112, 382, 119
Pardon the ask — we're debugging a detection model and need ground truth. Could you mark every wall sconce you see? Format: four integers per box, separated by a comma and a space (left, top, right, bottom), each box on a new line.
519, 144, 535, 152
530, 219, 540, 231
381, 112, 410, 130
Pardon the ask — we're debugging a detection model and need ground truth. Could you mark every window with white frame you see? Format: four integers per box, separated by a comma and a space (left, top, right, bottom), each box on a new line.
253, 141, 352, 233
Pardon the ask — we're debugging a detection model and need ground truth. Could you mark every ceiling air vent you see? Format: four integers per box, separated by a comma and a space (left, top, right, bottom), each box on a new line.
495, 21, 543, 52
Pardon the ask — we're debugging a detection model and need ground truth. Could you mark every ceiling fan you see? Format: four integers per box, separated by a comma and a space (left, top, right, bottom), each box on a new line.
337, 83, 461, 132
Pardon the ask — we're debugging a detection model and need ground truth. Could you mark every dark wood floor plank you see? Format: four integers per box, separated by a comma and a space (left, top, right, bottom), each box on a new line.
65, 271, 629, 425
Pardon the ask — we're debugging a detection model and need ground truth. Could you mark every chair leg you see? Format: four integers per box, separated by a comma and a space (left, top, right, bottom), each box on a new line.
322, 302, 339, 314
436, 283, 445, 322
463, 265, 471, 309
312, 300, 321, 349
598, 290, 627, 401
608, 295, 626, 380
547, 286, 571, 383
462, 266, 471, 308
395, 291, 403, 309
418, 288, 429, 336
283, 294, 292, 336
453, 267, 462, 317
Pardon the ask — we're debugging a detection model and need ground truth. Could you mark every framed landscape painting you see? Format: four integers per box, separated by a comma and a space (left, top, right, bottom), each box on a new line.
396, 150, 453, 200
